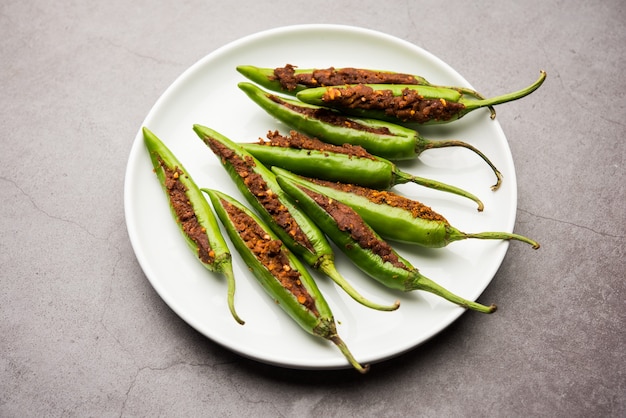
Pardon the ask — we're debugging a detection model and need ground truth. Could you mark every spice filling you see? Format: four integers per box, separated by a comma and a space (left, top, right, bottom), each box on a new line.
221, 199, 318, 314
259, 130, 375, 160
272, 64, 421, 90
269, 95, 393, 136
160, 159, 214, 264
301, 187, 408, 270
307, 178, 447, 223
321, 85, 465, 123
208, 139, 314, 252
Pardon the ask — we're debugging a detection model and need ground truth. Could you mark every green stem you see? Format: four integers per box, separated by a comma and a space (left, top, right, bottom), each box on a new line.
330, 335, 370, 374
460, 231, 541, 249
424, 139, 503, 191
409, 273, 497, 314
218, 258, 245, 325
395, 171, 484, 211
318, 258, 400, 311
445, 86, 497, 119
461, 70, 547, 111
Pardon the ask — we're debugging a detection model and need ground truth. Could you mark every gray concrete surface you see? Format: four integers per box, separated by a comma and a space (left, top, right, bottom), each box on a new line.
1, 0, 624, 416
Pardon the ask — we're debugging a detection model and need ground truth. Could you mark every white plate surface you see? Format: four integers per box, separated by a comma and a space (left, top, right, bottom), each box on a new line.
124, 24, 516, 370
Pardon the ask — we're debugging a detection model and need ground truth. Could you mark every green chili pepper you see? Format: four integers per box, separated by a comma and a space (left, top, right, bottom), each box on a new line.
240, 130, 485, 211
205, 189, 368, 373
238, 82, 503, 190
236, 64, 496, 119
275, 175, 497, 314
142, 127, 244, 325
193, 124, 399, 312
273, 167, 540, 249
294, 71, 546, 125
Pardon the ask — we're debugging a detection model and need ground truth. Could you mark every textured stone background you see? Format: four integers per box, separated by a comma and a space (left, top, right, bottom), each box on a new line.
1, 0, 624, 416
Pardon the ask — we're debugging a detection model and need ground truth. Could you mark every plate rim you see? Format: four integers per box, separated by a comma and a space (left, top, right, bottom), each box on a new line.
123, 23, 517, 370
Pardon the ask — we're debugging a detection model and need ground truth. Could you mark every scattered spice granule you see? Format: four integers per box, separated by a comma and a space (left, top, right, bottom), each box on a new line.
301, 187, 408, 270
321, 85, 465, 123
272, 64, 422, 90
222, 199, 318, 314
159, 158, 214, 264
258, 130, 375, 160
207, 139, 314, 252
307, 177, 448, 223
269, 94, 393, 136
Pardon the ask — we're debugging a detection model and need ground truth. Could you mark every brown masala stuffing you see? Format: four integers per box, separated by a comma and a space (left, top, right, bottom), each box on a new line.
160, 159, 214, 264
269, 94, 393, 136
272, 64, 421, 90
207, 139, 314, 252
221, 198, 318, 314
322, 85, 465, 123
307, 177, 448, 223
301, 187, 408, 270
259, 130, 375, 160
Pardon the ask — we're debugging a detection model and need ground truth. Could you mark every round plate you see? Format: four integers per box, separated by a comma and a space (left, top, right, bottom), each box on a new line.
124, 24, 516, 370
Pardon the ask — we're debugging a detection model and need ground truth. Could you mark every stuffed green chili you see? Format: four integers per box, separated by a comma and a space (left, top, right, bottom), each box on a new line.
236, 64, 496, 119
205, 189, 368, 373
238, 81, 503, 190
241, 130, 485, 210
273, 167, 540, 249
294, 71, 546, 125
142, 127, 244, 325
193, 124, 399, 312
275, 175, 496, 313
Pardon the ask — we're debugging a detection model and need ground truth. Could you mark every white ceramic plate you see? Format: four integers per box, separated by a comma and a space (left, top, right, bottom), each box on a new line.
124, 24, 517, 370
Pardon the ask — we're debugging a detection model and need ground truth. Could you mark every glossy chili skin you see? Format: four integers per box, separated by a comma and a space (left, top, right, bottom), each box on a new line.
238, 81, 418, 160
193, 125, 399, 311
238, 82, 503, 192
206, 189, 331, 331
275, 175, 496, 313
193, 124, 325, 264
241, 139, 394, 188
272, 166, 447, 247
142, 127, 244, 325
272, 167, 540, 249
240, 130, 485, 210
236, 64, 488, 102
206, 189, 368, 373
237, 64, 430, 96
295, 71, 546, 125
297, 83, 464, 125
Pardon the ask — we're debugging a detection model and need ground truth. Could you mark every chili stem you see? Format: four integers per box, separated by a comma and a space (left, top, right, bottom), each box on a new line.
462, 70, 546, 111
319, 258, 400, 311
422, 139, 503, 191
219, 260, 245, 325
460, 231, 541, 249
444, 86, 496, 119
412, 274, 497, 314
455, 86, 486, 100
330, 335, 370, 374
395, 172, 485, 211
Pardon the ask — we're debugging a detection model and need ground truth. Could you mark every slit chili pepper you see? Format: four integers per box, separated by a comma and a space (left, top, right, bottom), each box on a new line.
273, 167, 540, 249
236, 64, 496, 118
204, 189, 368, 373
238, 82, 503, 190
240, 130, 485, 211
294, 70, 547, 125
193, 124, 399, 312
275, 174, 497, 313
142, 127, 244, 325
